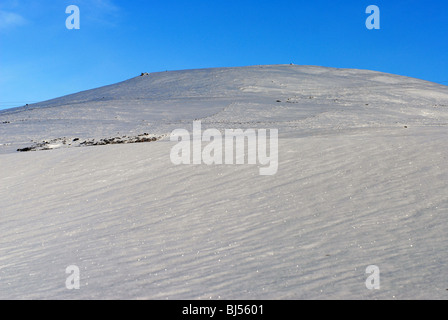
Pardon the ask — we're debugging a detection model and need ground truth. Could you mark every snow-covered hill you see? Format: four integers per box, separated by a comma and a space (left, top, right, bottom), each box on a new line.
1, 65, 447, 299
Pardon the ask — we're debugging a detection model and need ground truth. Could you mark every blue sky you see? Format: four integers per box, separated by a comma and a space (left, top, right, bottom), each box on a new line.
0, 0, 447, 110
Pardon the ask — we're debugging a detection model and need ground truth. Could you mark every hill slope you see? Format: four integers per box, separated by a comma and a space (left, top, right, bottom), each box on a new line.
1, 65, 447, 299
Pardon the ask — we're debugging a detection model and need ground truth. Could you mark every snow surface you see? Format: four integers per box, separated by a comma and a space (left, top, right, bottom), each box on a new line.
1, 65, 448, 299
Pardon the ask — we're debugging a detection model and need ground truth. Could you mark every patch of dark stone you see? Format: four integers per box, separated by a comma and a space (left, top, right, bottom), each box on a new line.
17, 134, 162, 152
81, 134, 160, 147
